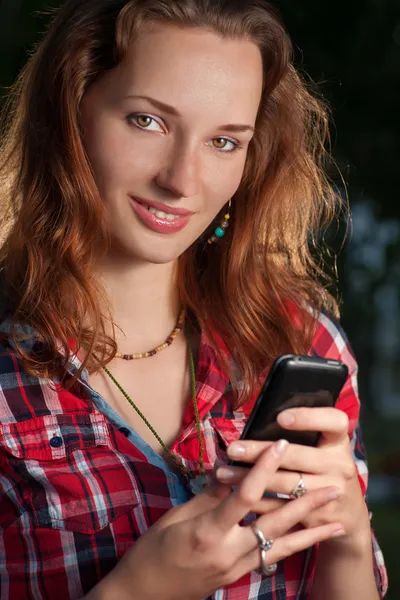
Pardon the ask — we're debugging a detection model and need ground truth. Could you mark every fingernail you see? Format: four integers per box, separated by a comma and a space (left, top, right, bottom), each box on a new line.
326, 488, 343, 501
216, 467, 236, 481
331, 527, 345, 538
227, 443, 246, 458
272, 439, 289, 456
279, 412, 295, 426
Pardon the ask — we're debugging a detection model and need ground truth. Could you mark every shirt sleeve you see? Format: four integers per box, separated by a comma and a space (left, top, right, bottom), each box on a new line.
312, 310, 389, 598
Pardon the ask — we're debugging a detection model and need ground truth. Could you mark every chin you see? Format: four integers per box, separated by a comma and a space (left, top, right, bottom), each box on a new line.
111, 235, 192, 265
140, 251, 180, 265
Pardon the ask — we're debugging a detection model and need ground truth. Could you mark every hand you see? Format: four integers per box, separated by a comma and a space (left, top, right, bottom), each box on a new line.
100, 440, 344, 600
219, 407, 371, 550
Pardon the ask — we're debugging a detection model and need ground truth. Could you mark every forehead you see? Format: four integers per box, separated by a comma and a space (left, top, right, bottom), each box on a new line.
114, 24, 263, 119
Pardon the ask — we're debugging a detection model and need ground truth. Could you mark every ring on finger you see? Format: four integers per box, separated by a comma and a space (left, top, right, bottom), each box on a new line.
261, 559, 278, 576
250, 521, 277, 577
289, 472, 307, 500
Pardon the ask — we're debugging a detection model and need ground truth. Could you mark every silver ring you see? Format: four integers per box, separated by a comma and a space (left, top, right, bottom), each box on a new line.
289, 473, 307, 500
251, 522, 277, 577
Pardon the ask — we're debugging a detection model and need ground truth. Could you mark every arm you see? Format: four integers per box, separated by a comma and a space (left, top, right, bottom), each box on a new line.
310, 530, 381, 600
310, 424, 388, 600
83, 576, 132, 600
310, 314, 388, 599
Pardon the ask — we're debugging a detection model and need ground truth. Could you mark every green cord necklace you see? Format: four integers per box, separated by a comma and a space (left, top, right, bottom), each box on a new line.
101, 337, 208, 494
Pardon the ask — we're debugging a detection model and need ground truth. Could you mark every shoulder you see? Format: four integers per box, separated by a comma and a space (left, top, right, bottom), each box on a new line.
311, 308, 357, 374
311, 308, 360, 432
0, 316, 68, 422
0, 336, 51, 423
287, 301, 358, 375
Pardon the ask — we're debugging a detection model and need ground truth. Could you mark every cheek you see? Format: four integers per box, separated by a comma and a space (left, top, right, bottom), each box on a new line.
199, 167, 243, 232
83, 121, 153, 192
206, 157, 246, 204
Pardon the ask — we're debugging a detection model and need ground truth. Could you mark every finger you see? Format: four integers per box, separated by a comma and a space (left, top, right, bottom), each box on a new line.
277, 407, 349, 445
209, 439, 289, 534
241, 485, 343, 555
251, 496, 287, 515
215, 464, 253, 484
217, 466, 325, 497
234, 521, 345, 582
158, 481, 232, 528
227, 441, 337, 475
213, 471, 288, 513
260, 472, 321, 497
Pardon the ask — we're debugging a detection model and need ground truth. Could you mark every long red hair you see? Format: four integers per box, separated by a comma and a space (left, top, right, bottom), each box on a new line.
0, 0, 344, 405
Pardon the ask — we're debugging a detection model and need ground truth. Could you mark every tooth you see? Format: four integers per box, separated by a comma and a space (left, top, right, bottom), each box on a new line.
147, 206, 180, 220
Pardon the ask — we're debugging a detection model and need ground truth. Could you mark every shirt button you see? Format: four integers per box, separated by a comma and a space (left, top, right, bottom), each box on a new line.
119, 427, 130, 437
50, 436, 63, 448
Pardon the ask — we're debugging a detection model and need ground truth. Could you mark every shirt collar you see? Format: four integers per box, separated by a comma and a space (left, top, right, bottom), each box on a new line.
0, 314, 41, 355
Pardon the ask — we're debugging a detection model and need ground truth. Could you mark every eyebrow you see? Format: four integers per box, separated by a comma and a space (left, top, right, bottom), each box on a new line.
124, 94, 255, 133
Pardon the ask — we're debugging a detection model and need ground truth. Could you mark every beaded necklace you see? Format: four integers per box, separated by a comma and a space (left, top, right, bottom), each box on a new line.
101, 336, 209, 494
115, 307, 185, 360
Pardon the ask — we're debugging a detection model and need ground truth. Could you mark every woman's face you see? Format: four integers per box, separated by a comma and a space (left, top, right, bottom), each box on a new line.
80, 24, 263, 264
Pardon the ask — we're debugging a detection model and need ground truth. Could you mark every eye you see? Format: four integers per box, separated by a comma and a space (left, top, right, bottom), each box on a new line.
127, 114, 164, 132
127, 115, 242, 154
209, 137, 242, 153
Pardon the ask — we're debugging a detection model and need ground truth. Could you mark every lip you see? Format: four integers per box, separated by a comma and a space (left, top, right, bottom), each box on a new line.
129, 196, 192, 234
129, 196, 194, 216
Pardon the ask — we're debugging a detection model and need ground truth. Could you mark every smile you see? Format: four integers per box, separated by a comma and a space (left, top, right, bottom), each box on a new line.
139, 202, 181, 221
129, 196, 193, 234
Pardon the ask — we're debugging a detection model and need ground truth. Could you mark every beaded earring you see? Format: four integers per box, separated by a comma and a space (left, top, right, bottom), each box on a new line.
207, 199, 232, 244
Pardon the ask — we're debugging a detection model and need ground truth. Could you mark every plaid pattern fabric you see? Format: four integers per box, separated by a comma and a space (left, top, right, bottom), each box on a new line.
0, 309, 388, 599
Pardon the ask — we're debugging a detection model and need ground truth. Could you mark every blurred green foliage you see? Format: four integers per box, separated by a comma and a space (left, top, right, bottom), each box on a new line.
371, 506, 400, 599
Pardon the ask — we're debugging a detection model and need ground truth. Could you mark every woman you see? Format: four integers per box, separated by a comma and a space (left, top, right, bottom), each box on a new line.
0, 0, 387, 598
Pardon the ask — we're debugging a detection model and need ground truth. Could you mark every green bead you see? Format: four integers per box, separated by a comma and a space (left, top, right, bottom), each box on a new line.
215, 227, 225, 238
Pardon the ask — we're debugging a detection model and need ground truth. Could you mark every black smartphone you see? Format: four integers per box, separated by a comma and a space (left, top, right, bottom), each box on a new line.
231, 354, 348, 466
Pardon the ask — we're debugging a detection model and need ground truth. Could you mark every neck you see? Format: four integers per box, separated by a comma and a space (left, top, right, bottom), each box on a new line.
96, 254, 181, 354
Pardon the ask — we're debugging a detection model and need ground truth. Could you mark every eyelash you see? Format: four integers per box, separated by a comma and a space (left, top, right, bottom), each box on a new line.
126, 113, 243, 154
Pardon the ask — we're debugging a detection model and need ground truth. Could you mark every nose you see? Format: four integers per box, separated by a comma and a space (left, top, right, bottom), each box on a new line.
155, 143, 200, 199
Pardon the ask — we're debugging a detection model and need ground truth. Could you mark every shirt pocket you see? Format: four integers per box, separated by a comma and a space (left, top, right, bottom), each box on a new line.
0, 411, 139, 534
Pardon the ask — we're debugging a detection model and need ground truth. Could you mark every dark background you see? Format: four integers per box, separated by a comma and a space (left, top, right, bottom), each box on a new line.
1, 1, 399, 597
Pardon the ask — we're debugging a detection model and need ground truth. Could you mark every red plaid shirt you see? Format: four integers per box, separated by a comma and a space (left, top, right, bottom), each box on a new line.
0, 309, 388, 599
